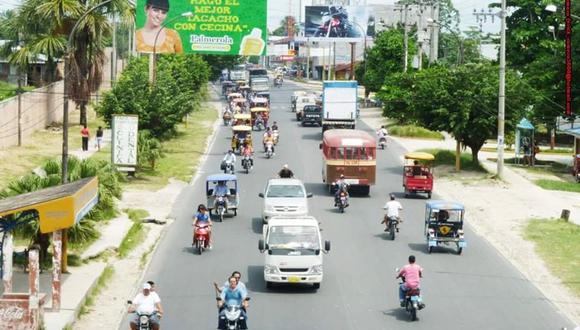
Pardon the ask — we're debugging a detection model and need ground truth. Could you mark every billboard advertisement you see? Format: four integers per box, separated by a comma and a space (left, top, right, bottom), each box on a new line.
112, 115, 139, 168
135, 0, 267, 55
304, 5, 375, 41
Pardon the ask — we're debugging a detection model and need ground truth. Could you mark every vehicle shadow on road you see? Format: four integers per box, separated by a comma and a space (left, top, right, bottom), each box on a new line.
373, 233, 393, 241
382, 308, 418, 322
245, 265, 319, 294
301, 132, 322, 141
304, 182, 327, 196
251, 217, 263, 234
406, 243, 430, 255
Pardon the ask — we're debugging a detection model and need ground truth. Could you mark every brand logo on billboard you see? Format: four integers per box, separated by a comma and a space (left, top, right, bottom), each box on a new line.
0, 306, 25, 320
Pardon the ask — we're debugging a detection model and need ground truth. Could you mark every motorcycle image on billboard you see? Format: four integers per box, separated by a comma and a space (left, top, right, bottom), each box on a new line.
305, 5, 372, 40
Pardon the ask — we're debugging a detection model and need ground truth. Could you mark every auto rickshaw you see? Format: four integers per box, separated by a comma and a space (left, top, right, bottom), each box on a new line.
250, 107, 270, 131
231, 125, 252, 154
232, 113, 251, 126
424, 200, 466, 254
255, 91, 270, 101
227, 92, 243, 104
239, 85, 251, 98
206, 174, 239, 221
250, 96, 269, 109
403, 152, 434, 198
231, 98, 247, 113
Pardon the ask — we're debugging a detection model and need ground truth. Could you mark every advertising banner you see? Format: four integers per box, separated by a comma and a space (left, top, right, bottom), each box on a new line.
135, 0, 267, 55
112, 115, 139, 168
304, 5, 375, 42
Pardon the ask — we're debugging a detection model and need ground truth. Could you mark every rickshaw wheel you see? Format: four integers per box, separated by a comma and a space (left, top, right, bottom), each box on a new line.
457, 247, 463, 255
427, 192, 432, 199
427, 246, 433, 254
234, 209, 237, 216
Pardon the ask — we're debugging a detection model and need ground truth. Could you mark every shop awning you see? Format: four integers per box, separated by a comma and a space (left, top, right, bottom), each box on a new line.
0, 177, 99, 233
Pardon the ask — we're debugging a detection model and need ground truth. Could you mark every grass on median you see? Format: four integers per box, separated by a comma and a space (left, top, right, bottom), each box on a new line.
418, 149, 487, 172
79, 265, 115, 316
534, 179, 580, 193
118, 209, 150, 258
524, 219, 580, 297
388, 124, 444, 140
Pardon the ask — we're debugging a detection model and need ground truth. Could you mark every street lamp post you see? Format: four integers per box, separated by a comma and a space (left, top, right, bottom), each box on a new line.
149, 12, 193, 83
349, 21, 368, 81
497, 0, 507, 179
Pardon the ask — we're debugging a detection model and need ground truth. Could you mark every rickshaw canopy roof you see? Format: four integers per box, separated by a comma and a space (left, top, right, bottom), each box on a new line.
233, 98, 246, 103
223, 81, 235, 86
405, 152, 435, 161
251, 97, 268, 103
233, 113, 251, 120
232, 125, 252, 131
517, 118, 534, 130
426, 200, 465, 211
239, 86, 251, 89
206, 174, 237, 182
250, 107, 269, 112
227, 92, 242, 97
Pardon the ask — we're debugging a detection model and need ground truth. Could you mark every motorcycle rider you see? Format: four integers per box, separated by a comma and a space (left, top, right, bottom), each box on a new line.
333, 174, 349, 206
213, 181, 230, 212
254, 112, 265, 130
377, 125, 388, 144
222, 150, 237, 172
193, 204, 212, 248
241, 142, 254, 169
271, 121, 279, 131
128, 282, 164, 330
214, 271, 248, 296
278, 164, 294, 178
397, 255, 424, 308
382, 194, 403, 231
263, 129, 275, 154
218, 276, 249, 330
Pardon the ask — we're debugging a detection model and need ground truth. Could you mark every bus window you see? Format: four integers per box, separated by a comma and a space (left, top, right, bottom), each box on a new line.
345, 147, 357, 159
335, 147, 344, 159
360, 147, 375, 160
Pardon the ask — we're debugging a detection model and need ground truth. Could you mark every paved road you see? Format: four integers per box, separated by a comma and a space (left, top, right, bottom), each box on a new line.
122, 81, 574, 329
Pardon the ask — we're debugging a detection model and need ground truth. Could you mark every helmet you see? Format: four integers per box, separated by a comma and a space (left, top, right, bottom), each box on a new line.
389, 194, 395, 200
340, 174, 345, 178
283, 164, 289, 169
228, 150, 233, 153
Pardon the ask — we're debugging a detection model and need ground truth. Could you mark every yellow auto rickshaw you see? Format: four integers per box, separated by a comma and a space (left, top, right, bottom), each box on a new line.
233, 113, 251, 126
227, 92, 243, 103
231, 125, 252, 153
250, 107, 270, 131
231, 98, 247, 113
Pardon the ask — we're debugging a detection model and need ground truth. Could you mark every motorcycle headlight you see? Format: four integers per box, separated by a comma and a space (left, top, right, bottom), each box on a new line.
264, 264, 278, 274
310, 264, 323, 274
139, 315, 149, 324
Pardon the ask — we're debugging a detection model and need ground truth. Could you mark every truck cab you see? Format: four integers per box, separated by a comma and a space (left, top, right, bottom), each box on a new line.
258, 216, 330, 290
295, 96, 317, 121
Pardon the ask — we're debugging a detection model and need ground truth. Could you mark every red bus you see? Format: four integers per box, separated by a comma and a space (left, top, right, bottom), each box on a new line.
320, 129, 376, 195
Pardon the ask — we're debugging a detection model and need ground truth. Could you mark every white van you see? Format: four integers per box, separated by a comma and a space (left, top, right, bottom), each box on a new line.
258, 178, 313, 223
258, 216, 330, 290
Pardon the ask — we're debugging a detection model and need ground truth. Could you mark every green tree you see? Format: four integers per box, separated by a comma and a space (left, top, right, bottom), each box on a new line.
201, 54, 242, 80
379, 63, 537, 163
97, 55, 209, 139
358, 29, 415, 95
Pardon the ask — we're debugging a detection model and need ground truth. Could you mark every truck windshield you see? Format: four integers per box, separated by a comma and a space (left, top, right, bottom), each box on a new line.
267, 226, 320, 255
266, 185, 305, 198
304, 106, 320, 113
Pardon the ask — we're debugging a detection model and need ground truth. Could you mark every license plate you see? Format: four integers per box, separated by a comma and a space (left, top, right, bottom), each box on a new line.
288, 276, 300, 283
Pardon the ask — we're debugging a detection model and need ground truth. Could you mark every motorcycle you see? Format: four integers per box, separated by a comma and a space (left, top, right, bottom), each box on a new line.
379, 137, 387, 150
314, 7, 352, 38
241, 155, 252, 174
253, 121, 265, 131
397, 273, 424, 321
384, 215, 399, 240
272, 130, 279, 145
218, 298, 250, 330
223, 161, 234, 174
274, 78, 282, 88
223, 112, 232, 126
265, 141, 274, 159
127, 301, 157, 330
336, 190, 348, 213
193, 224, 210, 254
215, 196, 227, 222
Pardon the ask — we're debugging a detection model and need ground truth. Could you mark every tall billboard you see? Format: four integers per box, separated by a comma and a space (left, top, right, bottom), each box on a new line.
304, 5, 375, 41
135, 0, 267, 55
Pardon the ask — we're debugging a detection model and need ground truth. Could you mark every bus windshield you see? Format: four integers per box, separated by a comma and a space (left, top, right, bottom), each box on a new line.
267, 226, 320, 255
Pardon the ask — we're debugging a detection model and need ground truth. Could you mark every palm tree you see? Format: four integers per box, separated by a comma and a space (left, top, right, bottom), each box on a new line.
4, 0, 132, 125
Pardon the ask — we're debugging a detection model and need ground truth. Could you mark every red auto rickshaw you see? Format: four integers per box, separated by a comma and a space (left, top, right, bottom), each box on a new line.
403, 152, 434, 198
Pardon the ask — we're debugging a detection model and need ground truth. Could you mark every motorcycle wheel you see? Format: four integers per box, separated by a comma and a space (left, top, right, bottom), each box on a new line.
390, 223, 396, 240
197, 240, 203, 255
428, 246, 433, 254
246, 166, 249, 174
381, 143, 385, 150
339, 205, 344, 213
219, 208, 224, 222
410, 306, 417, 321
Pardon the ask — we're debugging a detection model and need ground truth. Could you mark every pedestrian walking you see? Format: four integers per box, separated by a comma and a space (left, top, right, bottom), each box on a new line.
95, 126, 104, 150
81, 124, 90, 151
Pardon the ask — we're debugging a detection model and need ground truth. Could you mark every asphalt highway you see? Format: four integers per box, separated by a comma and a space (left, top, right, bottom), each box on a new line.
121, 81, 574, 330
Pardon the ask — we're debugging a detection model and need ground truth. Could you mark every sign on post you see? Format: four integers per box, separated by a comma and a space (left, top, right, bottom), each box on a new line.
112, 115, 139, 171
135, 0, 267, 55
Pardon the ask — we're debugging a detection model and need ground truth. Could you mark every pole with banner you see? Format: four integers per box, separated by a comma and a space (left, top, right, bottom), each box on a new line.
112, 115, 139, 174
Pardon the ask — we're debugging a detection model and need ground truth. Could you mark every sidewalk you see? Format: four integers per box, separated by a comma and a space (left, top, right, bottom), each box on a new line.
359, 106, 580, 325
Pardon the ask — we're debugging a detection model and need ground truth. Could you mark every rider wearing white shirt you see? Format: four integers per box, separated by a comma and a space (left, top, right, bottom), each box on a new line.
382, 194, 403, 231
128, 283, 163, 330
377, 125, 388, 139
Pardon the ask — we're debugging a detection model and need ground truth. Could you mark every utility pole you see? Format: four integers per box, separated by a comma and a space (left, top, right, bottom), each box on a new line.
332, 41, 336, 80
322, 46, 326, 80
17, 68, 22, 146
395, 3, 411, 72
111, 12, 117, 84
306, 38, 310, 79
350, 42, 355, 80
474, 6, 504, 178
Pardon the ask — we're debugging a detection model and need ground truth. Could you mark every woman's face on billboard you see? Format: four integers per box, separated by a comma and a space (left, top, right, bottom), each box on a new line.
145, 6, 168, 28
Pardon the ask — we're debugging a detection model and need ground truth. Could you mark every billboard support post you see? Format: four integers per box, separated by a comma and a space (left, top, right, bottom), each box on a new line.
306, 38, 311, 79
350, 42, 356, 80
332, 41, 336, 80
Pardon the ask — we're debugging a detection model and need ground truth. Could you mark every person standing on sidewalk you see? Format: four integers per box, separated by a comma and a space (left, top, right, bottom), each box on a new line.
81, 124, 90, 151
95, 126, 104, 150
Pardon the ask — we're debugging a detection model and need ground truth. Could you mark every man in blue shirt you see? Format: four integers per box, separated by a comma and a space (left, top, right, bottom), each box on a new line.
218, 276, 248, 329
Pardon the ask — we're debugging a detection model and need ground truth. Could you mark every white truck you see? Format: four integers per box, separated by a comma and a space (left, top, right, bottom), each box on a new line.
321, 80, 358, 132
229, 69, 247, 82
250, 77, 270, 93
258, 216, 330, 290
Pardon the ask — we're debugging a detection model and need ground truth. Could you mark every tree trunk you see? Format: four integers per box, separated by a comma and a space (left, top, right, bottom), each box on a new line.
471, 147, 480, 165
455, 140, 461, 171
80, 102, 87, 126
